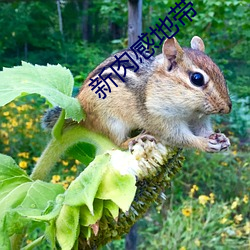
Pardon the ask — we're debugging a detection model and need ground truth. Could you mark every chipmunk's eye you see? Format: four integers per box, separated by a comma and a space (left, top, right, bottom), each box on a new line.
190, 72, 204, 87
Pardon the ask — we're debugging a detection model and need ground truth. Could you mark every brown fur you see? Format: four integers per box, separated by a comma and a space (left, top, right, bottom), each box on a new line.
77, 36, 232, 152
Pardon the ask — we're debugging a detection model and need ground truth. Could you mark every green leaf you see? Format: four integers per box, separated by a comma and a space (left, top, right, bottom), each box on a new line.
0, 181, 64, 239
20, 181, 64, 213
0, 154, 30, 181
80, 226, 92, 240
96, 167, 136, 212
45, 221, 56, 249
79, 199, 103, 226
0, 182, 33, 218
0, 176, 32, 201
3, 210, 31, 237
103, 200, 119, 219
65, 142, 96, 165
0, 231, 10, 250
64, 154, 111, 213
0, 182, 32, 247
56, 205, 80, 250
27, 198, 63, 222
0, 62, 85, 122
0, 154, 65, 244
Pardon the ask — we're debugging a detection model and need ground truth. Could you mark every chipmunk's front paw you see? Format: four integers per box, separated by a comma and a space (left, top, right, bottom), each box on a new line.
206, 133, 230, 152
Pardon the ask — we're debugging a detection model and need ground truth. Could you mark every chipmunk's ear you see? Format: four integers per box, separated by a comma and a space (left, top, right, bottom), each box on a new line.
191, 36, 205, 52
162, 37, 184, 65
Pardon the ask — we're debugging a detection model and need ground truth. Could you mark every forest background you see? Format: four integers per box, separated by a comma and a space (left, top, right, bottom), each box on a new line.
0, 0, 249, 249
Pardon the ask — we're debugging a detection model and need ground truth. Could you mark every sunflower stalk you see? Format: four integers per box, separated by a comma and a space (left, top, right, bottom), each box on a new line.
77, 140, 183, 249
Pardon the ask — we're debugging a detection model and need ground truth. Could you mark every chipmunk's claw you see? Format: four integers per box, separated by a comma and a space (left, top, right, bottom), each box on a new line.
207, 133, 230, 152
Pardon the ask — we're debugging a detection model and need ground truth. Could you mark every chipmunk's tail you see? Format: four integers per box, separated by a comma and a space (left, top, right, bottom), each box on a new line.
41, 106, 62, 130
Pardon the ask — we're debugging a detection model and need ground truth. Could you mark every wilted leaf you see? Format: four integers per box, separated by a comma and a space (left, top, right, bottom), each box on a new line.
56, 205, 80, 250
103, 200, 119, 219
80, 199, 103, 227
96, 167, 136, 212
64, 154, 111, 213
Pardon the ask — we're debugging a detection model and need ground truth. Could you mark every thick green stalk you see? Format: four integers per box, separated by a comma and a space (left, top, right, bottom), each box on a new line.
30, 126, 118, 181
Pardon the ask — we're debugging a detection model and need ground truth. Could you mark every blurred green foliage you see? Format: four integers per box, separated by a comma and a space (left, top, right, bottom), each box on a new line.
0, 0, 249, 248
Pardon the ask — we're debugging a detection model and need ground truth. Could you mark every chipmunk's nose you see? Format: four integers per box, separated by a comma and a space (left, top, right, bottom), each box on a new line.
219, 101, 232, 114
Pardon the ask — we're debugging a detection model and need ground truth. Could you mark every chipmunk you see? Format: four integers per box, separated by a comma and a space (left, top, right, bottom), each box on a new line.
43, 36, 232, 153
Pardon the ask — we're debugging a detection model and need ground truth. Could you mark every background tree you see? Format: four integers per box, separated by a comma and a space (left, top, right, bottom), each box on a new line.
128, 0, 142, 46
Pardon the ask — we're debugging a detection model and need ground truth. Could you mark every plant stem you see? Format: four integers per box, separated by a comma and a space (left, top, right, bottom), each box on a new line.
10, 232, 25, 250
30, 126, 118, 181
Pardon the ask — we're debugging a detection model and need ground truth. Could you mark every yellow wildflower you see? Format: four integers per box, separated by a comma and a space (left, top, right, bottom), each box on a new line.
75, 159, 81, 165
234, 214, 243, 224
4, 147, 10, 152
221, 162, 228, 167
17, 105, 29, 112
182, 207, 192, 217
194, 238, 201, 247
195, 150, 200, 155
32, 157, 39, 162
209, 193, 215, 204
51, 175, 61, 183
66, 176, 75, 182
9, 102, 16, 108
235, 157, 242, 163
26, 239, 32, 244
232, 150, 237, 156
62, 160, 69, 166
70, 165, 77, 172
0, 130, 8, 138
198, 195, 210, 206
11, 119, 18, 127
18, 152, 29, 159
3, 138, 9, 145
236, 230, 243, 237
220, 218, 228, 224
26, 121, 33, 129
3, 111, 9, 116
243, 195, 248, 204
244, 221, 250, 234
221, 232, 227, 238
231, 197, 240, 209
63, 182, 69, 189
179, 247, 186, 250
19, 161, 28, 169
189, 184, 199, 197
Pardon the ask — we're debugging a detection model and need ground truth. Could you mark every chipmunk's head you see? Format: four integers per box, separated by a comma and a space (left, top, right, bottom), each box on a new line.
152, 36, 232, 116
